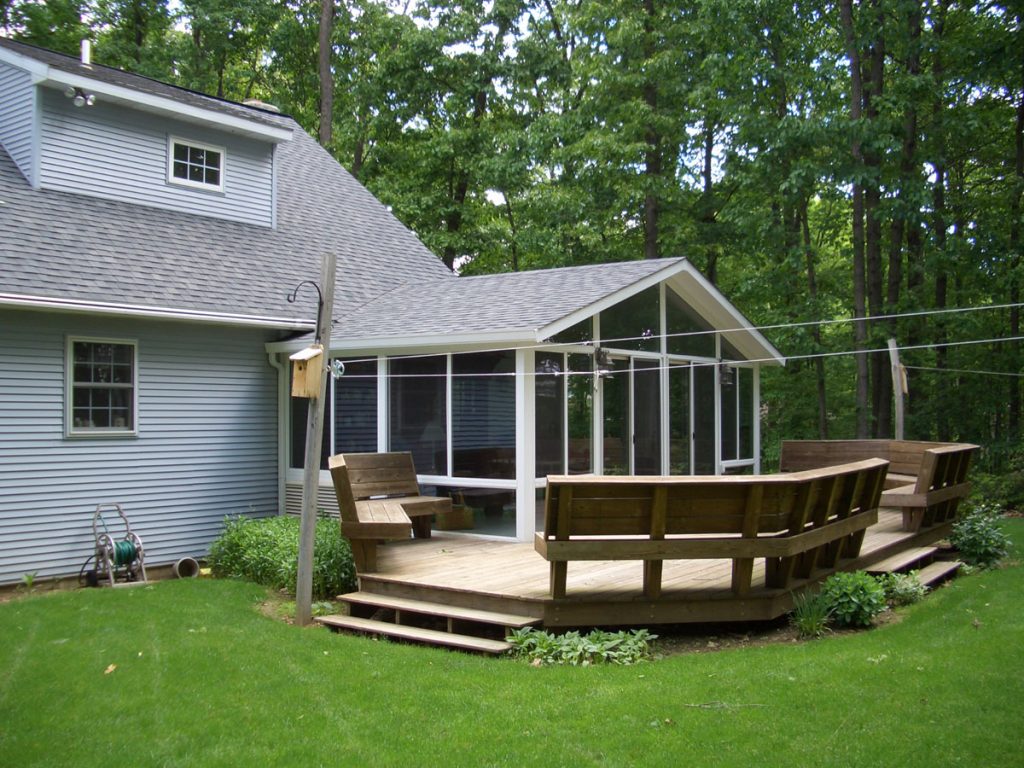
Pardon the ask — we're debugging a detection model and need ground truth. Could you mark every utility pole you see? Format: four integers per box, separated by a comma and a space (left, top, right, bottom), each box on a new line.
295, 253, 336, 626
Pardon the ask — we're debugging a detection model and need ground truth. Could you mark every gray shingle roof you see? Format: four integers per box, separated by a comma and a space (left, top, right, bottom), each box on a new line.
0, 44, 453, 324
331, 259, 685, 342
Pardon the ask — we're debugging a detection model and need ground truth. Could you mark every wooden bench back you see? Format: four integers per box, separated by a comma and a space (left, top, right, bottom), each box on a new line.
916, 443, 978, 494
333, 452, 421, 501
543, 459, 889, 541
780, 439, 961, 477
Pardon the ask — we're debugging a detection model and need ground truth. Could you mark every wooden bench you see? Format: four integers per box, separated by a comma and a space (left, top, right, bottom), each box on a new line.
779, 439, 977, 531
328, 452, 452, 572
535, 459, 889, 599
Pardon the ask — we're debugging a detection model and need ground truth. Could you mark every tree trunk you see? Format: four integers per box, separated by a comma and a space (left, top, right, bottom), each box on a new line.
863, 0, 886, 437
802, 201, 828, 438
642, 0, 660, 260
840, 0, 870, 438
1008, 52, 1023, 439
318, 0, 334, 147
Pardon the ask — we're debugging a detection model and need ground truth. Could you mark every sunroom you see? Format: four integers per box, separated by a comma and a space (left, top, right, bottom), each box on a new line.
269, 258, 785, 541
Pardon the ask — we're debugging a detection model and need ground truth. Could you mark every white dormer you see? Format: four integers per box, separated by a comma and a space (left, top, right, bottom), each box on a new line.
0, 40, 291, 228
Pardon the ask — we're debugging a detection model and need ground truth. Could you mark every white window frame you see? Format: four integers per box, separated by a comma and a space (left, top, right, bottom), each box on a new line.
167, 136, 225, 192
66, 337, 139, 438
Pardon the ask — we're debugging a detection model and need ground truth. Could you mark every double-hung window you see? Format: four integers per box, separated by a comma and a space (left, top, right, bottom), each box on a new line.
67, 338, 137, 436
167, 136, 224, 192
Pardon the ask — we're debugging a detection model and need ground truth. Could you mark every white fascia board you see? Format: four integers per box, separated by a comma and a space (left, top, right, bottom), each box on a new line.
534, 259, 689, 341
267, 328, 538, 356
0, 293, 314, 330
668, 263, 786, 366
38, 70, 292, 143
0, 46, 49, 80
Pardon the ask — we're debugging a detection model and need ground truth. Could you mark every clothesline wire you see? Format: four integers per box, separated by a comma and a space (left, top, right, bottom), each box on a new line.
326, 334, 1024, 380
904, 365, 1024, 379
326, 301, 1024, 369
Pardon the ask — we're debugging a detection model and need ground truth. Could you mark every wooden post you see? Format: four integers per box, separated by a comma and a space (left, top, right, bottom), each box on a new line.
296, 253, 336, 627
888, 338, 905, 441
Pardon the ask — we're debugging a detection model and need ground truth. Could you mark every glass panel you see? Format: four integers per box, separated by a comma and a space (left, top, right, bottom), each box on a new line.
666, 289, 716, 358
389, 355, 447, 475
333, 359, 377, 454
721, 365, 738, 461
693, 361, 716, 474
535, 352, 565, 478
567, 354, 593, 473
633, 359, 661, 475
438, 485, 516, 538
599, 286, 660, 352
188, 164, 203, 182
452, 351, 515, 479
602, 358, 630, 474
206, 168, 220, 186
174, 143, 188, 161
550, 319, 594, 345
669, 361, 690, 474
173, 161, 188, 180
739, 367, 754, 459
290, 375, 331, 470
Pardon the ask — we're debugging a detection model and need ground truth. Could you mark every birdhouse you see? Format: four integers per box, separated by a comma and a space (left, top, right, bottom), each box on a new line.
289, 345, 324, 399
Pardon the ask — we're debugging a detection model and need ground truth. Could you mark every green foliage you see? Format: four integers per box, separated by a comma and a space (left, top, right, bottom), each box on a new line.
20, 572, 38, 592
819, 571, 888, 628
952, 505, 1012, 568
790, 592, 832, 639
506, 627, 657, 666
208, 515, 355, 600
877, 571, 929, 607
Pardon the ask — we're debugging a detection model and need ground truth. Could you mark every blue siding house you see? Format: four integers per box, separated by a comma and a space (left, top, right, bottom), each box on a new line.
0, 38, 784, 585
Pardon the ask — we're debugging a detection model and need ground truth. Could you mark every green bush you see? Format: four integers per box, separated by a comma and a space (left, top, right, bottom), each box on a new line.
819, 571, 887, 628
790, 592, 832, 639
506, 627, 657, 666
951, 504, 1012, 568
877, 571, 928, 607
208, 516, 356, 600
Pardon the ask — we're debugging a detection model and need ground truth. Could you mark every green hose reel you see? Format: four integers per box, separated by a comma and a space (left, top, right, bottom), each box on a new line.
93, 503, 147, 586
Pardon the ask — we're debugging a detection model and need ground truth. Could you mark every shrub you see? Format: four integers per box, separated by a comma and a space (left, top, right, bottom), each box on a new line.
506, 627, 657, 666
208, 515, 356, 600
790, 592, 832, 639
819, 571, 887, 628
951, 504, 1012, 568
877, 571, 928, 607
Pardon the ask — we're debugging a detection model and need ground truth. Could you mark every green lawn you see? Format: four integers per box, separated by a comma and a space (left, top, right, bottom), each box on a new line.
2, 522, 1023, 768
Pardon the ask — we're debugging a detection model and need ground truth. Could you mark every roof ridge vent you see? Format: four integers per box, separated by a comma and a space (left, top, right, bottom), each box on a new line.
81, 39, 91, 66
243, 99, 281, 114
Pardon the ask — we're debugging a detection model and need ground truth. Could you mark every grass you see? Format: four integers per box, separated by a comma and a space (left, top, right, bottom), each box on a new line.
2, 522, 1023, 768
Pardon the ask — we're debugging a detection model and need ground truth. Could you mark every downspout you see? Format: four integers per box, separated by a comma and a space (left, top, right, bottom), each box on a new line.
268, 351, 288, 515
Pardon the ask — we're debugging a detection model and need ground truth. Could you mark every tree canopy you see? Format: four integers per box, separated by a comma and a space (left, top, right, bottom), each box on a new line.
3, 0, 1021, 464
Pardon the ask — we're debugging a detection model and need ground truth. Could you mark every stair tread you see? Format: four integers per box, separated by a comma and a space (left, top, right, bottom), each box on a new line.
916, 559, 962, 586
315, 614, 511, 654
866, 546, 939, 574
338, 591, 541, 628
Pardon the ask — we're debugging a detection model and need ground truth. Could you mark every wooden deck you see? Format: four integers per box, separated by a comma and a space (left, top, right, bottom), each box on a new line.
355, 509, 954, 628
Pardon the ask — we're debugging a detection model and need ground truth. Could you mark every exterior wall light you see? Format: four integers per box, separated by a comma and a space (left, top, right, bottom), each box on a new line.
64, 86, 96, 107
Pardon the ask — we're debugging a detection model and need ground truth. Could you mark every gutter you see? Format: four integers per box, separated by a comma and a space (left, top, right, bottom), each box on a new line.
0, 293, 315, 331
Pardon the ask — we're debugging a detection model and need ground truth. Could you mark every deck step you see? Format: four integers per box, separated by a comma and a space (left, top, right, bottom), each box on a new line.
315, 614, 511, 654
338, 591, 542, 629
916, 559, 963, 587
865, 546, 939, 574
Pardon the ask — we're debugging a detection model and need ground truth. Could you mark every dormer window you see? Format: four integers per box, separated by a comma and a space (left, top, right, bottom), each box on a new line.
168, 137, 225, 192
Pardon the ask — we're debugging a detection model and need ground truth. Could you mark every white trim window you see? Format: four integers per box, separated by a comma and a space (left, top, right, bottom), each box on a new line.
66, 338, 138, 436
167, 136, 225, 192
